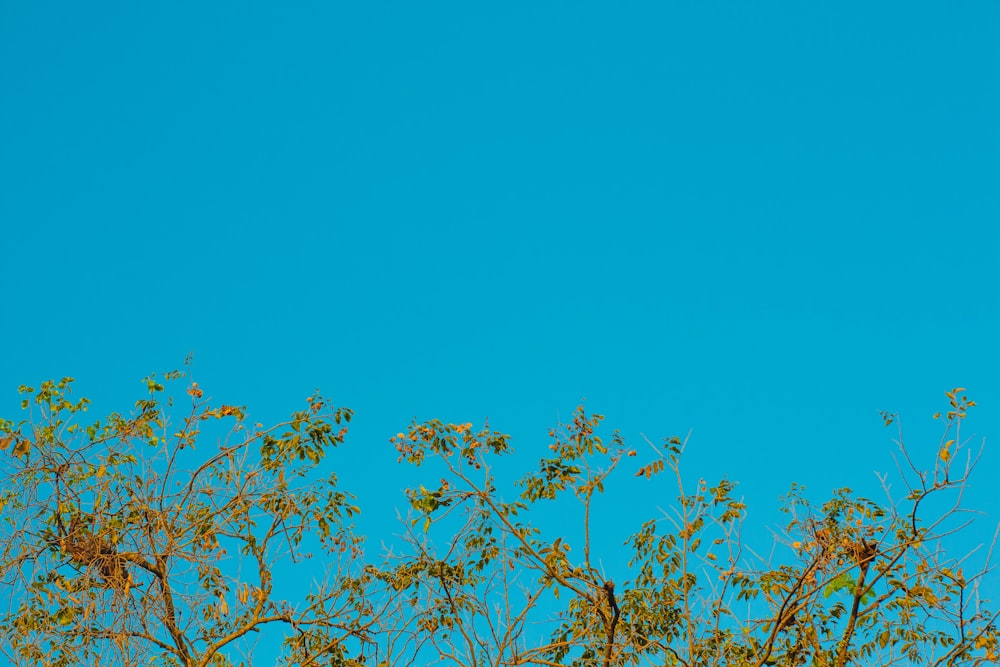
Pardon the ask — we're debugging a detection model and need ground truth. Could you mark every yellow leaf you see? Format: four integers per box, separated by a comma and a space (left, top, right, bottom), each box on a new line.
11, 439, 30, 458
939, 448, 950, 461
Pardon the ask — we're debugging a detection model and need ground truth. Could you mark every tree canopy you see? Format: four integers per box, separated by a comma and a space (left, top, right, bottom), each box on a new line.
0, 371, 997, 667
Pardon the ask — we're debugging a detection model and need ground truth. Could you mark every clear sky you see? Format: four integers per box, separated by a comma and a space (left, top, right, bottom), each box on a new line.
2, 0, 999, 650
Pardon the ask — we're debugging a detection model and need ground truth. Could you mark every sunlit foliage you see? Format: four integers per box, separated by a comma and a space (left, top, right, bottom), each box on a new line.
1, 369, 996, 667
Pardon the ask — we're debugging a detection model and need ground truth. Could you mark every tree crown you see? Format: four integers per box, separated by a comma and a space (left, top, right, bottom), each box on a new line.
0, 372, 996, 667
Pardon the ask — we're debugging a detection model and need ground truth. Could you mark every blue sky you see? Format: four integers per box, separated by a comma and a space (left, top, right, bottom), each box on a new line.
2, 0, 999, 643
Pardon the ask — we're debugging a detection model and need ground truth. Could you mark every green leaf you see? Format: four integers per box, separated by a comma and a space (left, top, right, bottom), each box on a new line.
824, 573, 855, 598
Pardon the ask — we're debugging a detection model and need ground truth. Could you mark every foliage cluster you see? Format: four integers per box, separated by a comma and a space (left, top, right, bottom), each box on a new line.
0, 371, 996, 667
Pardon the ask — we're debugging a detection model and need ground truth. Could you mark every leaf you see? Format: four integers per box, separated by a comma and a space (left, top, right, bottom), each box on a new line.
635, 459, 665, 479
824, 573, 855, 598
11, 439, 30, 459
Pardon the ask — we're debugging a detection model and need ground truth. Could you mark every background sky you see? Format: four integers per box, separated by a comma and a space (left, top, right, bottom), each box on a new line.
2, 0, 999, 657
